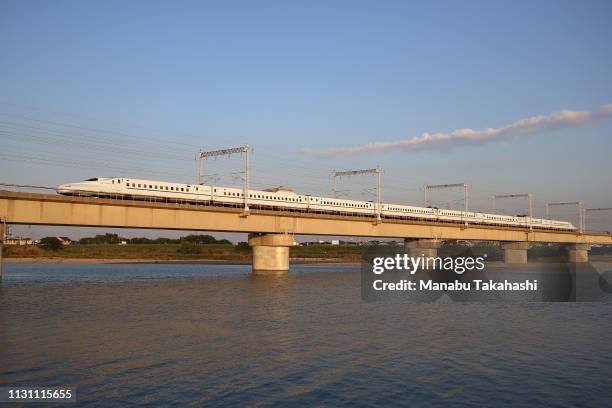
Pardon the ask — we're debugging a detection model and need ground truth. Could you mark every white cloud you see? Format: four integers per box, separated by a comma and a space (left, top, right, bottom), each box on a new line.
301, 104, 612, 157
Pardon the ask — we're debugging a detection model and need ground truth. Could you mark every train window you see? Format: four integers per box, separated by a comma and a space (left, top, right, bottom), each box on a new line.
126, 183, 130, 187
138, 184, 141, 187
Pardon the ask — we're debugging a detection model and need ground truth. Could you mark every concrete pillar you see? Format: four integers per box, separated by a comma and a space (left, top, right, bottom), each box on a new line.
567, 243, 591, 263
248, 233, 295, 274
404, 238, 442, 258
502, 242, 530, 265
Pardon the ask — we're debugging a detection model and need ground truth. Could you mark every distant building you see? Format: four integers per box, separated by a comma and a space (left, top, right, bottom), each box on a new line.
331, 240, 340, 245
5, 237, 34, 246
56, 237, 72, 246
119, 240, 128, 245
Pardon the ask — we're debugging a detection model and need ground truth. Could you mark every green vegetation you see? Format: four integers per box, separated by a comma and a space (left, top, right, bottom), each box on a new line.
77, 233, 231, 245
5, 242, 362, 261
38, 237, 64, 251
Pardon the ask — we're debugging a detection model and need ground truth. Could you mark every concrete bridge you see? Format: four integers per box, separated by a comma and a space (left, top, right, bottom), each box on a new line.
1, 191, 611, 275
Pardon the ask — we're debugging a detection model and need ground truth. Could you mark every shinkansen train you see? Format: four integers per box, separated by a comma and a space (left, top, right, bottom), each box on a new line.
56, 177, 577, 231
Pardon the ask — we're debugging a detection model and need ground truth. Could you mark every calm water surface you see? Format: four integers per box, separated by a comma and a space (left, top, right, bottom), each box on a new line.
1, 263, 612, 407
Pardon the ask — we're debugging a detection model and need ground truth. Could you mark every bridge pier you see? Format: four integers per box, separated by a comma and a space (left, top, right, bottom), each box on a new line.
404, 238, 441, 258
248, 233, 295, 274
502, 242, 530, 265
566, 243, 591, 263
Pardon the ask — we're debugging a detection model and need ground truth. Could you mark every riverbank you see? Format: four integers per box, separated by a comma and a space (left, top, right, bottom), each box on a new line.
3, 243, 362, 262
4, 243, 610, 264
4, 257, 361, 265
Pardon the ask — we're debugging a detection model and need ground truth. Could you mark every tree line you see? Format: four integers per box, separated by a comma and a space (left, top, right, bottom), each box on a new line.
37, 233, 237, 250
77, 233, 232, 245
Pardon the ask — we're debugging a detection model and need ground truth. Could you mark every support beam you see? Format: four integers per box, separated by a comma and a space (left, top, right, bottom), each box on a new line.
404, 238, 442, 258
248, 233, 295, 274
502, 241, 530, 265
566, 243, 591, 263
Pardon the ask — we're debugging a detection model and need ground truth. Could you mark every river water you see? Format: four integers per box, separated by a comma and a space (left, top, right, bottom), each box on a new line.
1, 263, 612, 407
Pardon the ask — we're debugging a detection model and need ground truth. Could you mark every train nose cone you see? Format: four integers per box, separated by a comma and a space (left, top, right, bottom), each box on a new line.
56, 184, 72, 194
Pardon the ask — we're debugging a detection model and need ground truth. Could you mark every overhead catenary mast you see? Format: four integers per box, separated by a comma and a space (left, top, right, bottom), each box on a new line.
196, 145, 250, 215
583, 207, 612, 232
492, 193, 533, 230
423, 182, 469, 226
330, 166, 383, 222
546, 201, 583, 233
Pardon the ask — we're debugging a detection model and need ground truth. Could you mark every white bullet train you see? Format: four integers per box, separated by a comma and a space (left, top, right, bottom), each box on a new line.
56, 177, 577, 231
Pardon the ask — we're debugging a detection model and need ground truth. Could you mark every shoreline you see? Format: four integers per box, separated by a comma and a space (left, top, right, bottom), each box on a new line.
4, 256, 610, 267
3, 257, 361, 265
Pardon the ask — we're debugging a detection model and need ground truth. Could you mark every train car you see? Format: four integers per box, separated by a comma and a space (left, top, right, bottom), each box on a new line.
308, 195, 375, 215
226, 186, 309, 210
381, 204, 437, 221
57, 178, 213, 202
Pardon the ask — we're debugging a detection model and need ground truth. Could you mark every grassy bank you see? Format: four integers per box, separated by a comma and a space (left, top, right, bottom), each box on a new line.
4, 243, 362, 261
4, 243, 610, 262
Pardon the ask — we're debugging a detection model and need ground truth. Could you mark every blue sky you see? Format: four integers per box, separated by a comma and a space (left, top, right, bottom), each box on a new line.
1, 0, 611, 239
